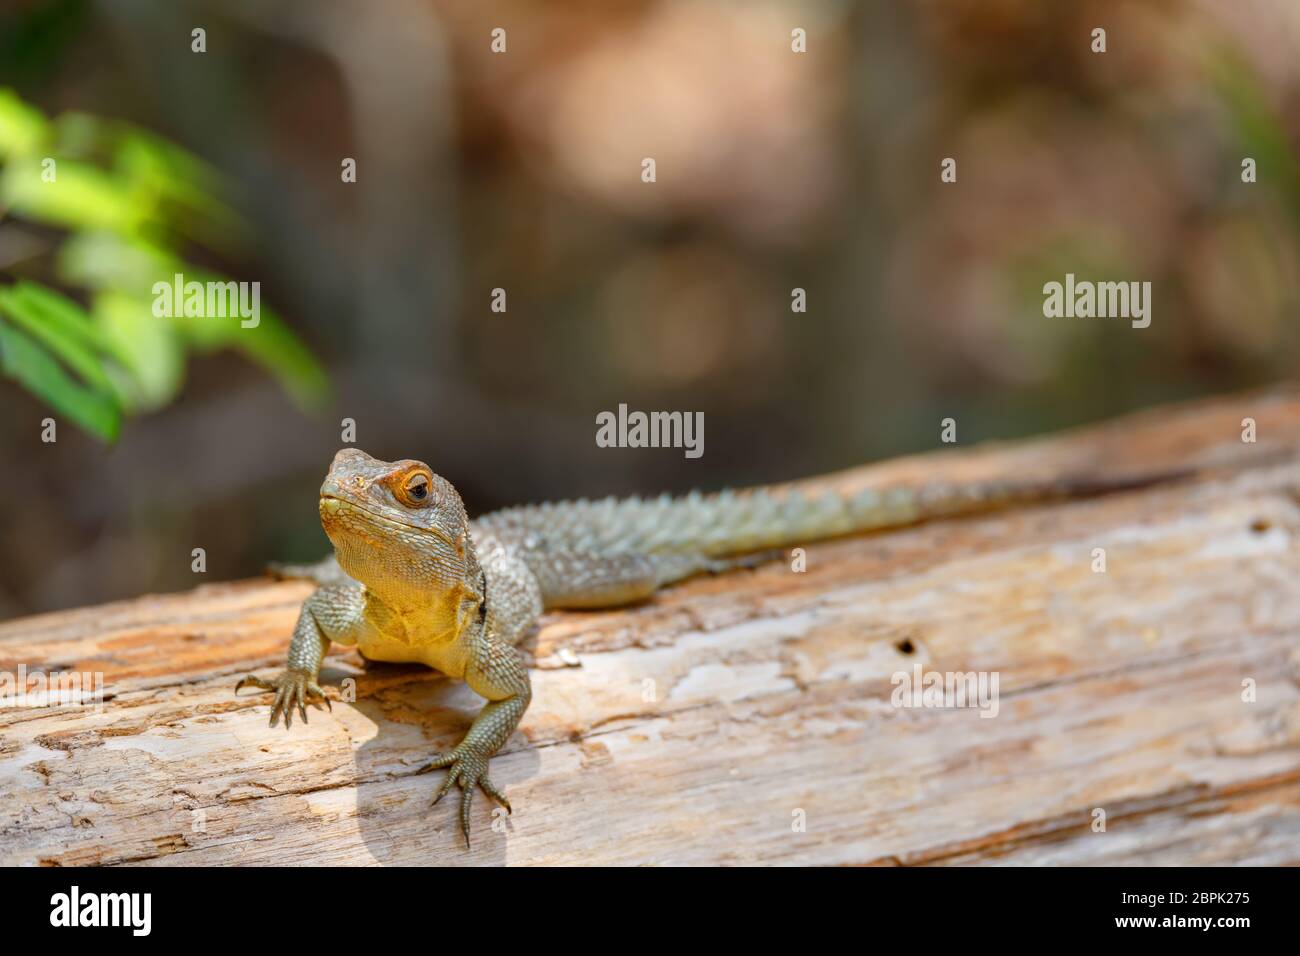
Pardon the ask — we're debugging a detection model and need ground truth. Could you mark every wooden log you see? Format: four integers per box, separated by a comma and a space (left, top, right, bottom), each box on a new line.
2, 387, 1298, 865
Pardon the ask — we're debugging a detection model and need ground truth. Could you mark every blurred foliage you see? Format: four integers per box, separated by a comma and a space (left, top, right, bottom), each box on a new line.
0, 87, 328, 441
1204, 44, 1300, 220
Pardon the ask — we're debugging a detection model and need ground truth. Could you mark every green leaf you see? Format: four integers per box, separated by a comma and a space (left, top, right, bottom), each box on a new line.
0, 87, 48, 159
6, 280, 115, 352
93, 290, 185, 411
2, 156, 145, 233
165, 272, 330, 410
58, 230, 182, 295
1204, 45, 1300, 215
65, 246, 330, 410
0, 283, 120, 396
0, 321, 121, 442
228, 309, 331, 411
113, 128, 247, 246
179, 305, 330, 411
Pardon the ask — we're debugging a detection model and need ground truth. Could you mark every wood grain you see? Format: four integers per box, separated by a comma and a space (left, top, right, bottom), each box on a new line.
2, 387, 1299, 865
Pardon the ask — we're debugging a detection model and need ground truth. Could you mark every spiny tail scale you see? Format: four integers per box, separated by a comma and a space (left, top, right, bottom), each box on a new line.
474, 473, 1154, 559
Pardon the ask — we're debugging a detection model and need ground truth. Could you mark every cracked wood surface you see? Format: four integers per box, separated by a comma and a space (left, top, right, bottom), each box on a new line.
2, 388, 1300, 866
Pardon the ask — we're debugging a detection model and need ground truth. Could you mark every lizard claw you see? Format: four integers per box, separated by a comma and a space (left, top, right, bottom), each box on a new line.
418, 748, 509, 847
235, 669, 331, 729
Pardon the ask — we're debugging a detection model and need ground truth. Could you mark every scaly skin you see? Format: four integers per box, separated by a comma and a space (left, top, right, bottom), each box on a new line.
237, 448, 1155, 844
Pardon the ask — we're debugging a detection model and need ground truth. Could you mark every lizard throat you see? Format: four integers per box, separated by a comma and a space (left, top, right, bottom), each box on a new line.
318, 494, 477, 617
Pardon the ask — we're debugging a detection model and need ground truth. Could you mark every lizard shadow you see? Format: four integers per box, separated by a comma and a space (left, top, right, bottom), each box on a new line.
327, 655, 540, 865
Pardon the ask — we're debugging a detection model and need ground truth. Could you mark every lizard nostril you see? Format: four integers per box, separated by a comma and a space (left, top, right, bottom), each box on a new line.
895, 639, 916, 656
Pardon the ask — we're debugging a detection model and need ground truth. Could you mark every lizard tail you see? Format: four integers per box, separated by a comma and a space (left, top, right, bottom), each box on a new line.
476, 468, 1188, 558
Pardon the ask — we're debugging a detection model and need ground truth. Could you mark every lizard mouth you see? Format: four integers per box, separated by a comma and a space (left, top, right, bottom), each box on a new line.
319, 494, 457, 548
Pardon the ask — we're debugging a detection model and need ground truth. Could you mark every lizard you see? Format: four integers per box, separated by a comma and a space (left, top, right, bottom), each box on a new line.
235, 447, 1164, 845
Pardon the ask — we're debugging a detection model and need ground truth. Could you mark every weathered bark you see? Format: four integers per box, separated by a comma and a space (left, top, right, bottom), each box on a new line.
2, 388, 1298, 865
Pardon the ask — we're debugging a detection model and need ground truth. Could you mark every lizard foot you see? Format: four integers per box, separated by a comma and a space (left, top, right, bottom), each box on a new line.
417, 747, 511, 847
235, 669, 331, 729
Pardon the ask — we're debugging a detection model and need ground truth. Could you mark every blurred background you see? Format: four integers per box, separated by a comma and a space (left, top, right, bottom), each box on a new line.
0, 0, 1298, 618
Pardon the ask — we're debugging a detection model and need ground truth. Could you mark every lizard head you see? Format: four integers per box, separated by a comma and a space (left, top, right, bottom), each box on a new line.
318, 448, 479, 606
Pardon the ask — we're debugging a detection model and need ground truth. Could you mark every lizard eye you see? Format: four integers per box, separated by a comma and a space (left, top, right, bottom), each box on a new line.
400, 472, 432, 506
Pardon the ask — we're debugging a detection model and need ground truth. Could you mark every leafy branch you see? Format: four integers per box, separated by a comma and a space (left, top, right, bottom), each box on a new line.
0, 88, 328, 441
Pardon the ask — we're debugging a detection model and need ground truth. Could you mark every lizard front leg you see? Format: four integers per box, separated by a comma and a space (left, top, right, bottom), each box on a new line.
235, 583, 364, 728
419, 635, 531, 846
